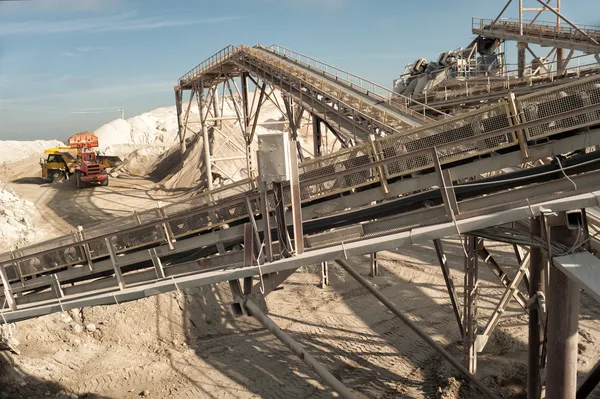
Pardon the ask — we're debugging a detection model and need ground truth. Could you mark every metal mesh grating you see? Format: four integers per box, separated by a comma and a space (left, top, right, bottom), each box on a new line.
87, 238, 109, 259
110, 225, 163, 251
18, 245, 85, 278
519, 75, 600, 140
213, 199, 248, 224
4, 70, 600, 283
84, 217, 139, 240
16, 234, 79, 258
169, 210, 211, 238
298, 147, 375, 200
378, 103, 515, 177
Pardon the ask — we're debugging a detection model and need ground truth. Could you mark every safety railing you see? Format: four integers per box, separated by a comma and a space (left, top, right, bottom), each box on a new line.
518, 74, 600, 140
473, 18, 600, 48
410, 57, 600, 105
3, 65, 600, 294
178, 45, 240, 87
239, 45, 409, 136
262, 44, 447, 121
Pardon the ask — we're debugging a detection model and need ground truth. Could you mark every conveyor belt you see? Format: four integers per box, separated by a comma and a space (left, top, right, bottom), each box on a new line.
2, 48, 600, 320
4, 149, 600, 306
3, 73, 600, 286
177, 45, 441, 142
3, 167, 600, 323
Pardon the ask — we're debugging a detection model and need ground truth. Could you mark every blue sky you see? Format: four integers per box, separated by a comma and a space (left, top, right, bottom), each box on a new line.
0, 0, 598, 140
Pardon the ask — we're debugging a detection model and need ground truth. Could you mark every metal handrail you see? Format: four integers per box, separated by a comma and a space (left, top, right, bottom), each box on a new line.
5, 95, 600, 286
473, 17, 600, 45
412, 58, 600, 104
262, 44, 447, 120
240, 45, 414, 134
178, 45, 240, 85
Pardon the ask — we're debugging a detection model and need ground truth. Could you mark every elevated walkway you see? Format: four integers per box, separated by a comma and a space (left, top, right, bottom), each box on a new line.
473, 18, 600, 53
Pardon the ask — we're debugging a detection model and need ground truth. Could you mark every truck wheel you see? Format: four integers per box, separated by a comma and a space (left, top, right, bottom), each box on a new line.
52, 172, 65, 183
101, 177, 109, 187
76, 172, 83, 188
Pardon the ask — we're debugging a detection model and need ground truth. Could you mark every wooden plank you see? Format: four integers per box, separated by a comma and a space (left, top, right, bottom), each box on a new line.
553, 251, 600, 303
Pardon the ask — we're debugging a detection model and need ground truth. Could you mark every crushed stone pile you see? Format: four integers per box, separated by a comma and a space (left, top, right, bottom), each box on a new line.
0, 183, 43, 251
110, 93, 320, 193
0, 140, 64, 164
94, 106, 181, 157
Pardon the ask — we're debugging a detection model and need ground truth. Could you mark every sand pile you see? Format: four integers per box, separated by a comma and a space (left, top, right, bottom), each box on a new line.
110, 145, 172, 177
138, 121, 249, 193
0, 183, 43, 251
0, 140, 64, 164
105, 91, 327, 193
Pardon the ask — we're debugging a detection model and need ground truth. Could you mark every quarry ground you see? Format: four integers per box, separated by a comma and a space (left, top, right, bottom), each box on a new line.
1, 156, 600, 399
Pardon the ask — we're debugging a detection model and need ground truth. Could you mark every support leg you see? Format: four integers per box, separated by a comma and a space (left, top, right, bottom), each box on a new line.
518, 42, 527, 78
528, 217, 544, 399
174, 88, 186, 154
245, 299, 357, 399
369, 252, 379, 278
546, 224, 580, 399
464, 235, 478, 374
433, 239, 464, 337
320, 262, 329, 288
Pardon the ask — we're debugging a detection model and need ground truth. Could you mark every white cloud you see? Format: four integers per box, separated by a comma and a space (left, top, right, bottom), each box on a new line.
264, 0, 345, 7
0, 12, 245, 36
0, 78, 174, 106
60, 46, 106, 57
0, 0, 122, 13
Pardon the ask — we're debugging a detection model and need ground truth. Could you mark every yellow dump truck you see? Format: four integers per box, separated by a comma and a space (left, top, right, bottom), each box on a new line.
40, 133, 122, 186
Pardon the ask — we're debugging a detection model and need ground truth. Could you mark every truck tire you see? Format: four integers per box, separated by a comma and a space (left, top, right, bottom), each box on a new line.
51, 171, 65, 183
101, 176, 109, 187
76, 172, 83, 188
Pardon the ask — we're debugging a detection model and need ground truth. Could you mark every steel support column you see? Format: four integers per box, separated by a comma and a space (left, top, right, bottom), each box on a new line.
369, 252, 379, 278
289, 135, 304, 255
464, 235, 478, 374
174, 87, 186, 154
212, 88, 220, 128
518, 42, 527, 78
313, 116, 323, 157
528, 217, 544, 399
546, 223, 580, 399
320, 262, 329, 288
198, 79, 214, 193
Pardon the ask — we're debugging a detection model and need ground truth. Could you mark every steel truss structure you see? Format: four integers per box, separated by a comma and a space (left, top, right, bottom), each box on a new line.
411, 0, 600, 112
2, 5, 600, 397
